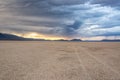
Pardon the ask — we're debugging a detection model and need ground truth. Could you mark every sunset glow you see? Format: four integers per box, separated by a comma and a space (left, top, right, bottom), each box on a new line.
13, 32, 67, 40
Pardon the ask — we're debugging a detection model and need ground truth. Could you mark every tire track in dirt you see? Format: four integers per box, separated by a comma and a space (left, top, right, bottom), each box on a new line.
73, 47, 92, 80
73, 45, 120, 80
80, 46, 120, 76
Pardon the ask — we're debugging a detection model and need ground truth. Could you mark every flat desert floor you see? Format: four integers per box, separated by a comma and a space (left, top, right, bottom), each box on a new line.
0, 41, 120, 80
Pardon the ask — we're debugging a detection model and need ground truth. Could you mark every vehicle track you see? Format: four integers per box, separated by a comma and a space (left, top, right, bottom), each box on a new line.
73, 47, 92, 80
73, 45, 120, 80
80, 46, 120, 76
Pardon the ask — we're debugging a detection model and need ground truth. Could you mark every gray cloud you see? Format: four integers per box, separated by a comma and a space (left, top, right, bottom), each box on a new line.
0, 0, 120, 39
90, 0, 120, 7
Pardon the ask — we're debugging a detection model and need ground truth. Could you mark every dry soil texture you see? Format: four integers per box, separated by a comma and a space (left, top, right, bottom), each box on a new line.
0, 41, 120, 80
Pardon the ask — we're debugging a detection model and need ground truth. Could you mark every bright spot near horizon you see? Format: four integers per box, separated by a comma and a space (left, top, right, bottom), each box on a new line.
23, 32, 42, 39
13, 32, 67, 40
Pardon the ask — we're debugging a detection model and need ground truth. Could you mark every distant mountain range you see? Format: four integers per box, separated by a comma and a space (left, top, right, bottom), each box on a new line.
0, 33, 45, 41
101, 39, 120, 42
70, 39, 82, 41
0, 33, 82, 41
54, 39, 82, 41
0, 33, 120, 42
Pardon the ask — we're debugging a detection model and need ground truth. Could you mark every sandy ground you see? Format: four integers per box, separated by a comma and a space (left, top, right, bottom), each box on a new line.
0, 41, 120, 80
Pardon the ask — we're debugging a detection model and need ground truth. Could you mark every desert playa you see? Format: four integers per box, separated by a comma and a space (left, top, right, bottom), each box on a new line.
0, 41, 120, 80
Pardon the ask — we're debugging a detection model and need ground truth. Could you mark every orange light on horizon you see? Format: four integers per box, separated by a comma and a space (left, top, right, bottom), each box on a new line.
12, 32, 68, 40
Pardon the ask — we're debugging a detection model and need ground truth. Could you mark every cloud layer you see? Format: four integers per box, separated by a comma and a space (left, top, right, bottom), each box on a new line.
0, 0, 120, 40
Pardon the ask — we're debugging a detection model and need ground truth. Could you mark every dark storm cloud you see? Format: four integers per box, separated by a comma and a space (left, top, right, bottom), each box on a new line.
48, 0, 89, 5
95, 27, 120, 36
61, 21, 83, 36
0, 0, 120, 39
90, 0, 120, 7
16, 0, 89, 6
101, 32, 120, 36
7, 0, 77, 22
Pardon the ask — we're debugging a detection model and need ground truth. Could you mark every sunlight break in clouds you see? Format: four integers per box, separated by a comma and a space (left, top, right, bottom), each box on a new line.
13, 32, 68, 40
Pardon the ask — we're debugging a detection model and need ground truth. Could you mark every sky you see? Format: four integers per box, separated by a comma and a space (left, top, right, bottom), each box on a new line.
0, 0, 120, 40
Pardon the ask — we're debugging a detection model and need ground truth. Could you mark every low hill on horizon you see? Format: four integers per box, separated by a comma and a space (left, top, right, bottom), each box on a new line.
101, 39, 120, 42
2, 32, 119, 42
0, 33, 24, 40
0, 33, 83, 41
0, 33, 45, 41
